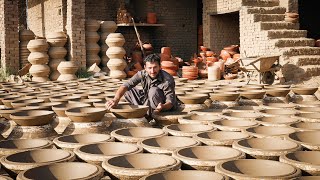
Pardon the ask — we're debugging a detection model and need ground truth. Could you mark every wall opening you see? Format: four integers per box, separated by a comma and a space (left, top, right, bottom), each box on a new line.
298, 1, 320, 39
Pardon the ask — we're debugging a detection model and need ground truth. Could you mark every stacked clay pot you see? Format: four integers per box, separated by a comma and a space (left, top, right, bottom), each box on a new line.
161, 47, 178, 76
100, 21, 117, 73
27, 38, 50, 82
182, 66, 198, 80
285, 12, 299, 23
56, 61, 78, 81
47, 32, 68, 80
19, 29, 35, 68
86, 20, 101, 67
106, 33, 127, 79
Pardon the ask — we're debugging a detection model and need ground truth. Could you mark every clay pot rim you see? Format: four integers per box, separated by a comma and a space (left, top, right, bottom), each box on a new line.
288, 131, 320, 146
225, 106, 261, 112
259, 108, 298, 115
110, 105, 149, 113
280, 151, 320, 166
0, 139, 53, 150
10, 110, 54, 120
289, 122, 320, 130
65, 107, 107, 116
53, 134, 114, 146
195, 131, 251, 141
111, 127, 167, 140
255, 116, 300, 125
141, 170, 226, 180
164, 124, 215, 133
222, 112, 262, 119
244, 126, 296, 137
139, 136, 201, 151
211, 120, 258, 128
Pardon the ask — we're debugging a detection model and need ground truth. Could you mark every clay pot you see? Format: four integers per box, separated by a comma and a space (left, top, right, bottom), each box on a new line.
105, 33, 125, 47
216, 159, 301, 179
280, 151, 320, 176
294, 112, 320, 123
48, 47, 67, 59
141, 170, 227, 180
26, 102, 62, 111
111, 127, 167, 143
315, 39, 320, 47
210, 92, 239, 101
177, 94, 208, 104
178, 114, 223, 125
220, 50, 231, 61
294, 101, 320, 107
53, 133, 114, 150
205, 51, 215, 57
152, 111, 191, 126
290, 122, 320, 131
161, 47, 171, 57
147, 12, 157, 24
222, 111, 262, 121
265, 88, 290, 97
259, 108, 298, 116
163, 124, 215, 137
110, 105, 149, 119
27, 39, 49, 52
139, 136, 200, 155
233, 138, 301, 160
0, 106, 39, 120
28, 52, 49, 65
240, 90, 265, 99
224, 106, 260, 113
57, 61, 78, 81
1, 149, 75, 175
100, 21, 117, 33
16, 162, 104, 180
11, 99, 44, 108
255, 116, 300, 127
291, 85, 318, 95
52, 103, 91, 117
173, 146, 245, 171
288, 131, 320, 150
10, 110, 54, 126
102, 153, 181, 180
195, 131, 251, 146
244, 126, 296, 138
74, 142, 142, 165
46, 31, 68, 47
65, 107, 107, 122
210, 120, 258, 132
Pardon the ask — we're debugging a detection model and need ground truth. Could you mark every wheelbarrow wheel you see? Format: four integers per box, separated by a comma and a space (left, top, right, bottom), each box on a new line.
262, 71, 275, 85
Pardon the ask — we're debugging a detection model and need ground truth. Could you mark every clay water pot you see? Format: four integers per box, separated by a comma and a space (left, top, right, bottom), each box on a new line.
210, 120, 259, 132
287, 131, 320, 150
147, 12, 157, 24
216, 159, 301, 179
11, 99, 45, 108
111, 127, 167, 143
173, 146, 245, 171
280, 151, 320, 176
244, 126, 296, 138
102, 153, 181, 180
177, 94, 208, 104
265, 88, 290, 97
74, 142, 142, 165
232, 138, 301, 161
0, 139, 53, 157
163, 124, 215, 137
255, 116, 300, 127
16, 162, 104, 180
110, 105, 149, 119
222, 111, 262, 121
53, 133, 114, 150
178, 114, 223, 125
152, 111, 191, 125
141, 170, 228, 180
138, 136, 200, 155
65, 107, 107, 122
0, 149, 75, 175
52, 103, 91, 117
195, 131, 251, 146
259, 108, 298, 116
100, 21, 117, 33
240, 90, 266, 99
10, 110, 54, 126
293, 112, 320, 123
291, 86, 318, 95
46, 32, 68, 47
289, 122, 320, 131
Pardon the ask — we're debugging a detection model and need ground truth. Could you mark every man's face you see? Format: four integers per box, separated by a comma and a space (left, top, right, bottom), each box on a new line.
145, 61, 160, 79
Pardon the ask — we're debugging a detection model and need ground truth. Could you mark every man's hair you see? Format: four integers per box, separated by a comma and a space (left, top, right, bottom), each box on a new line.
143, 53, 161, 66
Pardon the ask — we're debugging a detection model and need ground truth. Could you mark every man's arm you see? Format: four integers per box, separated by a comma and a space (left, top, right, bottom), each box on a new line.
105, 85, 128, 110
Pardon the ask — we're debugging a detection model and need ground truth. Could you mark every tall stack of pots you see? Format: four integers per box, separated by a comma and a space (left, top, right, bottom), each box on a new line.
100, 21, 117, 73
56, 61, 79, 81
19, 29, 35, 68
27, 38, 50, 82
106, 33, 127, 79
86, 20, 101, 67
47, 32, 68, 80
161, 47, 178, 76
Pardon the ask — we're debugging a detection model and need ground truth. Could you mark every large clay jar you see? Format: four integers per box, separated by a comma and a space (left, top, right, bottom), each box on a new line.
57, 61, 79, 81
86, 20, 101, 67
47, 31, 68, 80
27, 39, 50, 82
100, 21, 117, 73
20, 29, 35, 68
207, 64, 220, 81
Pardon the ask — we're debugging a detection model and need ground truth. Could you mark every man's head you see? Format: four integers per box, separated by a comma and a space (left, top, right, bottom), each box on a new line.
144, 53, 161, 79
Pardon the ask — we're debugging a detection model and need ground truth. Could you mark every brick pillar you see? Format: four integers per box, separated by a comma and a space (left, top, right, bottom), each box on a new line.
66, 0, 86, 69
0, 0, 20, 73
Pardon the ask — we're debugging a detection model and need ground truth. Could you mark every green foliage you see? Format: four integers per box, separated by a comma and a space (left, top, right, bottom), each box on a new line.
0, 67, 11, 82
76, 68, 91, 78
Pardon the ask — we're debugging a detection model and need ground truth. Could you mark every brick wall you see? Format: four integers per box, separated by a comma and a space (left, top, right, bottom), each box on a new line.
279, 0, 298, 13
19, 0, 27, 29
0, 0, 20, 72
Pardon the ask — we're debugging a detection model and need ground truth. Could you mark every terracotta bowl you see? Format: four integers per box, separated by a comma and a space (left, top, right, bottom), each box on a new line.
0, 106, 39, 120
263, 103, 297, 109
259, 108, 298, 116
239, 90, 266, 99
265, 88, 290, 97
16, 162, 104, 180
178, 114, 222, 125
294, 112, 320, 123
210, 92, 239, 101
74, 142, 143, 165
52, 103, 91, 117
210, 120, 259, 132
255, 116, 299, 127
222, 111, 262, 120
110, 105, 149, 119
215, 159, 301, 179
177, 94, 208, 104
280, 151, 320, 176
111, 127, 167, 143
287, 131, 320, 150
102, 153, 181, 179
1, 149, 75, 175
173, 146, 245, 171
195, 131, 251, 146
26, 102, 62, 111
53, 133, 114, 150
290, 122, 320, 131
139, 136, 200, 154
232, 138, 301, 161
10, 110, 54, 126
163, 124, 215, 137
244, 126, 296, 138
141, 170, 227, 180
291, 86, 318, 95
65, 107, 107, 122
295, 106, 320, 113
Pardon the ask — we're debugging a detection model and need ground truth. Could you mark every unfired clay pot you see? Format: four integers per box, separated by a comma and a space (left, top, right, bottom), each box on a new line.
210, 120, 259, 132
177, 94, 208, 104
291, 86, 318, 95
210, 92, 239, 101
163, 124, 215, 137
111, 127, 167, 143
52, 103, 91, 117
254, 116, 300, 127
259, 108, 298, 116
152, 111, 191, 126
141, 170, 228, 180
178, 114, 223, 125
287, 131, 320, 150
222, 111, 262, 121
194, 131, 251, 146
110, 105, 149, 119
65, 107, 107, 122
244, 126, 296, 138
10, 110, 54, 126
289, 122, 320, 131
293, 112, 320, 123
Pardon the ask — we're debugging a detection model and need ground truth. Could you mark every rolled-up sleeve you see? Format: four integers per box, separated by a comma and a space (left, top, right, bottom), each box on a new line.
122, 71, 142, 90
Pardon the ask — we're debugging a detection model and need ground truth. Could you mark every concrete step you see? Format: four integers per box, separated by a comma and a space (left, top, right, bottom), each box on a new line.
242, 0, 279, 7
260, 21, 299, 30
291, 55, 320, 66
267, 30, 307, 39
253, 14, 285, 22
275, 38, 315, 47
302, 65, 320, 77
246, 7, 286, 14
281, 47, 320, 56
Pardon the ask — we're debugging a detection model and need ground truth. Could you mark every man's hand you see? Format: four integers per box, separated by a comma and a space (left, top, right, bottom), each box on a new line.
154, 103, 164, 114
105, 99, 119, 111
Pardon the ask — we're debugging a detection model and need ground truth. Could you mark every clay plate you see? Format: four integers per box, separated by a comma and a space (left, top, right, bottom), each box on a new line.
10, 110, 54, 126
110, 105, 149, 119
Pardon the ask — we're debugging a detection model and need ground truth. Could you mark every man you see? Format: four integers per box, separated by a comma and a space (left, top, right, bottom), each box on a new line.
105, 53, 178, 117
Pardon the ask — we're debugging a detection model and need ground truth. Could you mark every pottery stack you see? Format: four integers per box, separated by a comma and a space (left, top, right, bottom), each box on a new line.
106, 33, 127, 79
86, 20, 101, 67
56, 61, 78, 81
47, 32, 68, 80
161, 47, 178, 76
27, 38, 50, 82
182, 66, 198, 80
100, 21, 118, 73
19, 29, 35, 68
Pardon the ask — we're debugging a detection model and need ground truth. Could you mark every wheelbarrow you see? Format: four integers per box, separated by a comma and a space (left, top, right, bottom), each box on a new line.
239, 55, 283, 84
